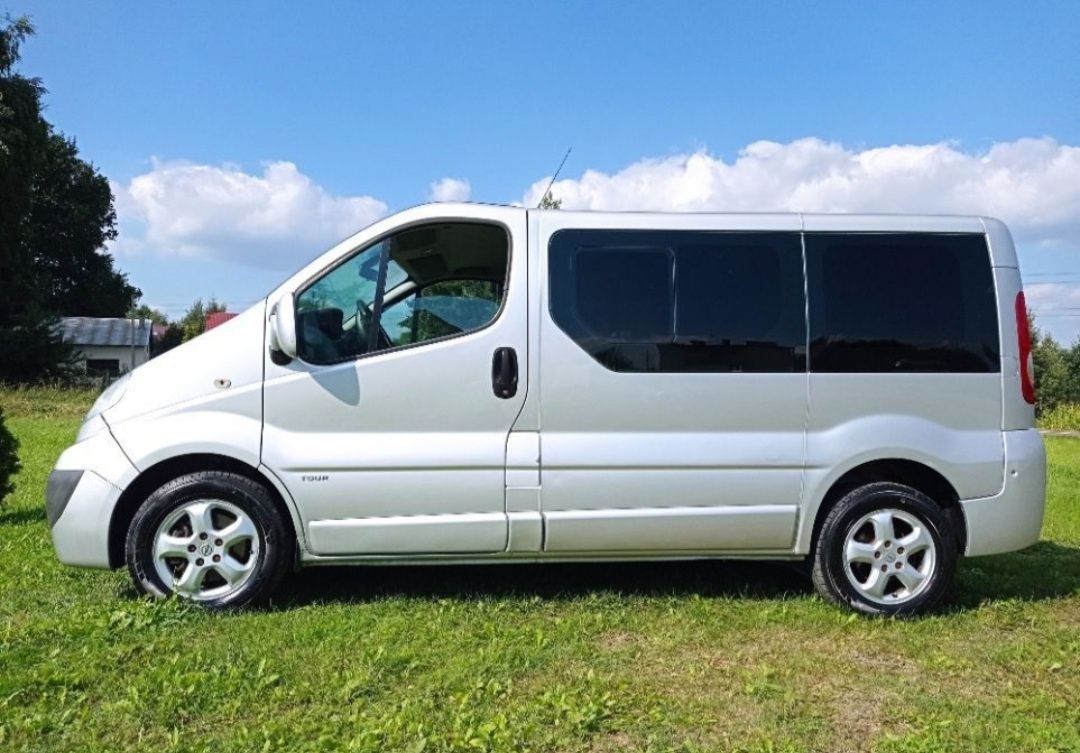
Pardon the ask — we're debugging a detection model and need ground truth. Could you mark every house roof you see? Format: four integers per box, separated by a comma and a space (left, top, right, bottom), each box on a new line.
60, 317, 152, 348
205, 311, 237, 331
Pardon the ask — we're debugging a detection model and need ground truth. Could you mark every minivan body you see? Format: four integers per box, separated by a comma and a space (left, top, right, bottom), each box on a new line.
47, 205, 1046, 614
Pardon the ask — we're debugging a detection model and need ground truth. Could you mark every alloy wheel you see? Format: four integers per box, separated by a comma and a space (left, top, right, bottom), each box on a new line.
152, 499, 260, 601
841, 508, 937, 606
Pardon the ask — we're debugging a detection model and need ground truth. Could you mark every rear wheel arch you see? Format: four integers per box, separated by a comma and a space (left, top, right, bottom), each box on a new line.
108, 454, 298, 569
810, 459, 966, 554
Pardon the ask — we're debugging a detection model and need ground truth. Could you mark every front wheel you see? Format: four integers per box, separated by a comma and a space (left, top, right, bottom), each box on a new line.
125, 471, 292, 609
811, 482, 957, 616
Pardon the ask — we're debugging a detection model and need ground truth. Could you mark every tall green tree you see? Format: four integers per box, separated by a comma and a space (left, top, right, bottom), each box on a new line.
0, 16, 64, 381
0, 16, 139, 382
29, 133, 139, 316
1028, 315, 1080, 415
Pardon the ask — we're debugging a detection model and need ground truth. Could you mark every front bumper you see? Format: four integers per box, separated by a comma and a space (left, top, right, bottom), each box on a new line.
46, 469, 84, 527
48, 422, 138, 569
49, 471, 124, 568
961, 429, 1047, 557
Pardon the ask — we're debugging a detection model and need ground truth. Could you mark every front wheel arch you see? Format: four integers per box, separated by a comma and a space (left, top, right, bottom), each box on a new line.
108, 454, 298, 569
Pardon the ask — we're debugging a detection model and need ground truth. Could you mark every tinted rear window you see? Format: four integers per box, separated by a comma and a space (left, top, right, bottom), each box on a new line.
805, 233, 999, 373
550, 230, 806, 372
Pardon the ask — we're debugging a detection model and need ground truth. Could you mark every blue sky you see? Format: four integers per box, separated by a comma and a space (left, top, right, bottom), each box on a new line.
15, 1, 1080, 339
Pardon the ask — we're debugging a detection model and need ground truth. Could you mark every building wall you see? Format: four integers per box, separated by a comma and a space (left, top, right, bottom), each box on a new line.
73, 345, 150, 374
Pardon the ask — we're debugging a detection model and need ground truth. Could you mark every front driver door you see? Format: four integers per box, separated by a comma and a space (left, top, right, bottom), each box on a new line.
262, 206, 528, 555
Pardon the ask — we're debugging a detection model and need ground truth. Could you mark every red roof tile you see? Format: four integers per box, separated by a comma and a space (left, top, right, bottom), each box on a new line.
205, 311, 238, 331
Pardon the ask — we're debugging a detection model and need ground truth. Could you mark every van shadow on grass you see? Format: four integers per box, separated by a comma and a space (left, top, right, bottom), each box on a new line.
273, 541, 1080, 611
274, 559, 810, 607
949, 541, 1080, 609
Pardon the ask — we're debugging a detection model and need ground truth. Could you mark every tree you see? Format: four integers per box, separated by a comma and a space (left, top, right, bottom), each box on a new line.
0, 16, 63, 382
126, 302, 176, 357
1029, 315, 1078, 415
28, 132, 139, 317
155, 324, 183, 355
0, 407, 19, 509
1063, 343, 1080, 403
179, 298, 226, 342
538, 189, 562, 209
0, 16, 138, 382
126, 303, 168, 326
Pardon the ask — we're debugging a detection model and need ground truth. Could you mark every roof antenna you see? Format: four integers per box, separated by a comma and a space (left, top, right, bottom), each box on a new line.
536, 147, 572, 208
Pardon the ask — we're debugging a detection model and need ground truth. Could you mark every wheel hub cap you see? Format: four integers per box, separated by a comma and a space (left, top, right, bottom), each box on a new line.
152, 499, 260, 602
841, 508, 937, 606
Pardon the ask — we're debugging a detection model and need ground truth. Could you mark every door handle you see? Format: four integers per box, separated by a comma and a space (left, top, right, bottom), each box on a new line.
491, 347, 518, 399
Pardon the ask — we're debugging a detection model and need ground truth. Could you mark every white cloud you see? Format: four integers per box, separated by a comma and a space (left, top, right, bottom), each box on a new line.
111, 160, 389, 269
427, 176, 471, 203
1024, 281, 1080, 343
1027, 281, 1080, 309
523, 137, 1080, 248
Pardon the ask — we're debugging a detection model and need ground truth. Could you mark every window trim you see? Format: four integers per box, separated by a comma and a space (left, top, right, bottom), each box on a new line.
293, 219, 513, 368
548, 228, 999, 376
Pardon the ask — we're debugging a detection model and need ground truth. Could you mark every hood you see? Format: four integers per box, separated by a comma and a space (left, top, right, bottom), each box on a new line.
102, 301, 267, 425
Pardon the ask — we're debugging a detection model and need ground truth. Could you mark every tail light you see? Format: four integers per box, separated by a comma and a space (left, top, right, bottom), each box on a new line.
1015, 291, 1036, 405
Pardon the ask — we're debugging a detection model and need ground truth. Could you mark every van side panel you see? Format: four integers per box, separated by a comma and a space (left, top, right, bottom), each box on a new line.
537, 216, 806, 554
982, 219, 1034, 431
796, 373, 1005, 553
993, 267, 1032, 431
981, 217, 1021, 268
795, 230, 1005, 554
961, 428, 1045, 556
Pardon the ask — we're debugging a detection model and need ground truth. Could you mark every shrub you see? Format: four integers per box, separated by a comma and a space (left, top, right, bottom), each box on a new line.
0, 407, 19, 507
1037, 402, 1080, 432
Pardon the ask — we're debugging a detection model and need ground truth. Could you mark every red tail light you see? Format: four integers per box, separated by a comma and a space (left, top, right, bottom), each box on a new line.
1015, 291, 1036, 405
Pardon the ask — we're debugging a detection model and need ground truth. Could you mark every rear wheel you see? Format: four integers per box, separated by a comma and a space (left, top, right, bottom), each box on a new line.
811, 482, 956, 616
125, 471, 292, 609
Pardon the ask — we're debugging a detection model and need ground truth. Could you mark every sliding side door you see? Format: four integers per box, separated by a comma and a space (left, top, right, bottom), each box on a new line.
538, 213, 807, 553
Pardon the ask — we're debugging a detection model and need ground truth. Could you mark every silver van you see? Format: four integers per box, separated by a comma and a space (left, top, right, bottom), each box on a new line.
47, 205, 1046, 615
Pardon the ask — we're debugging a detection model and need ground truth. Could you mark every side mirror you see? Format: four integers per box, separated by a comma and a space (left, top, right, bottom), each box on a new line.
268, 295, 297, 363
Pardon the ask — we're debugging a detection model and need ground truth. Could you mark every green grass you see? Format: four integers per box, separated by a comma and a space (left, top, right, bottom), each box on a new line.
0, 388, 1077, 753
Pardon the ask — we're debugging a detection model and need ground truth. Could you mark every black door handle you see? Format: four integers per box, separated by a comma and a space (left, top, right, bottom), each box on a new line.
491, 347, 518, 399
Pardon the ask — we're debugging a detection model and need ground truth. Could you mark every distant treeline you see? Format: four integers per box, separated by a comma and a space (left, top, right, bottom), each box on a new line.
1032, 317, 1080, 416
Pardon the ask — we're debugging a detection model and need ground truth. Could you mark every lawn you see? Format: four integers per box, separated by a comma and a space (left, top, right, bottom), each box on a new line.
0, 389, 1077, 753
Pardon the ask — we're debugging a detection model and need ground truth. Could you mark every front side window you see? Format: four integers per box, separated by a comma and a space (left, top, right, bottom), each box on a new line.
381, 280, 502, 347
296, 222, 508, 364
549, 230, 806, 373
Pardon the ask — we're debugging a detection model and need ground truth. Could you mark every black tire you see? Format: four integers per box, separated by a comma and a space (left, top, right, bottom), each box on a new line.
811, 481, 957, 616
125, 471, 293, 610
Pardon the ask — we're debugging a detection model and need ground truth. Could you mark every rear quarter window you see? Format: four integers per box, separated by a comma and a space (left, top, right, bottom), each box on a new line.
805, 233, 1000, 373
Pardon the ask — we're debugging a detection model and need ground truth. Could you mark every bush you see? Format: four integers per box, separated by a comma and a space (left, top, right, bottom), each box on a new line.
0, 407, 20, 507
1037, 402, 1080, 432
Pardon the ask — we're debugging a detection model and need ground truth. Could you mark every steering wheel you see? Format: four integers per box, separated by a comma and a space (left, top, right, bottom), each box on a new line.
355, 299, 393, 351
